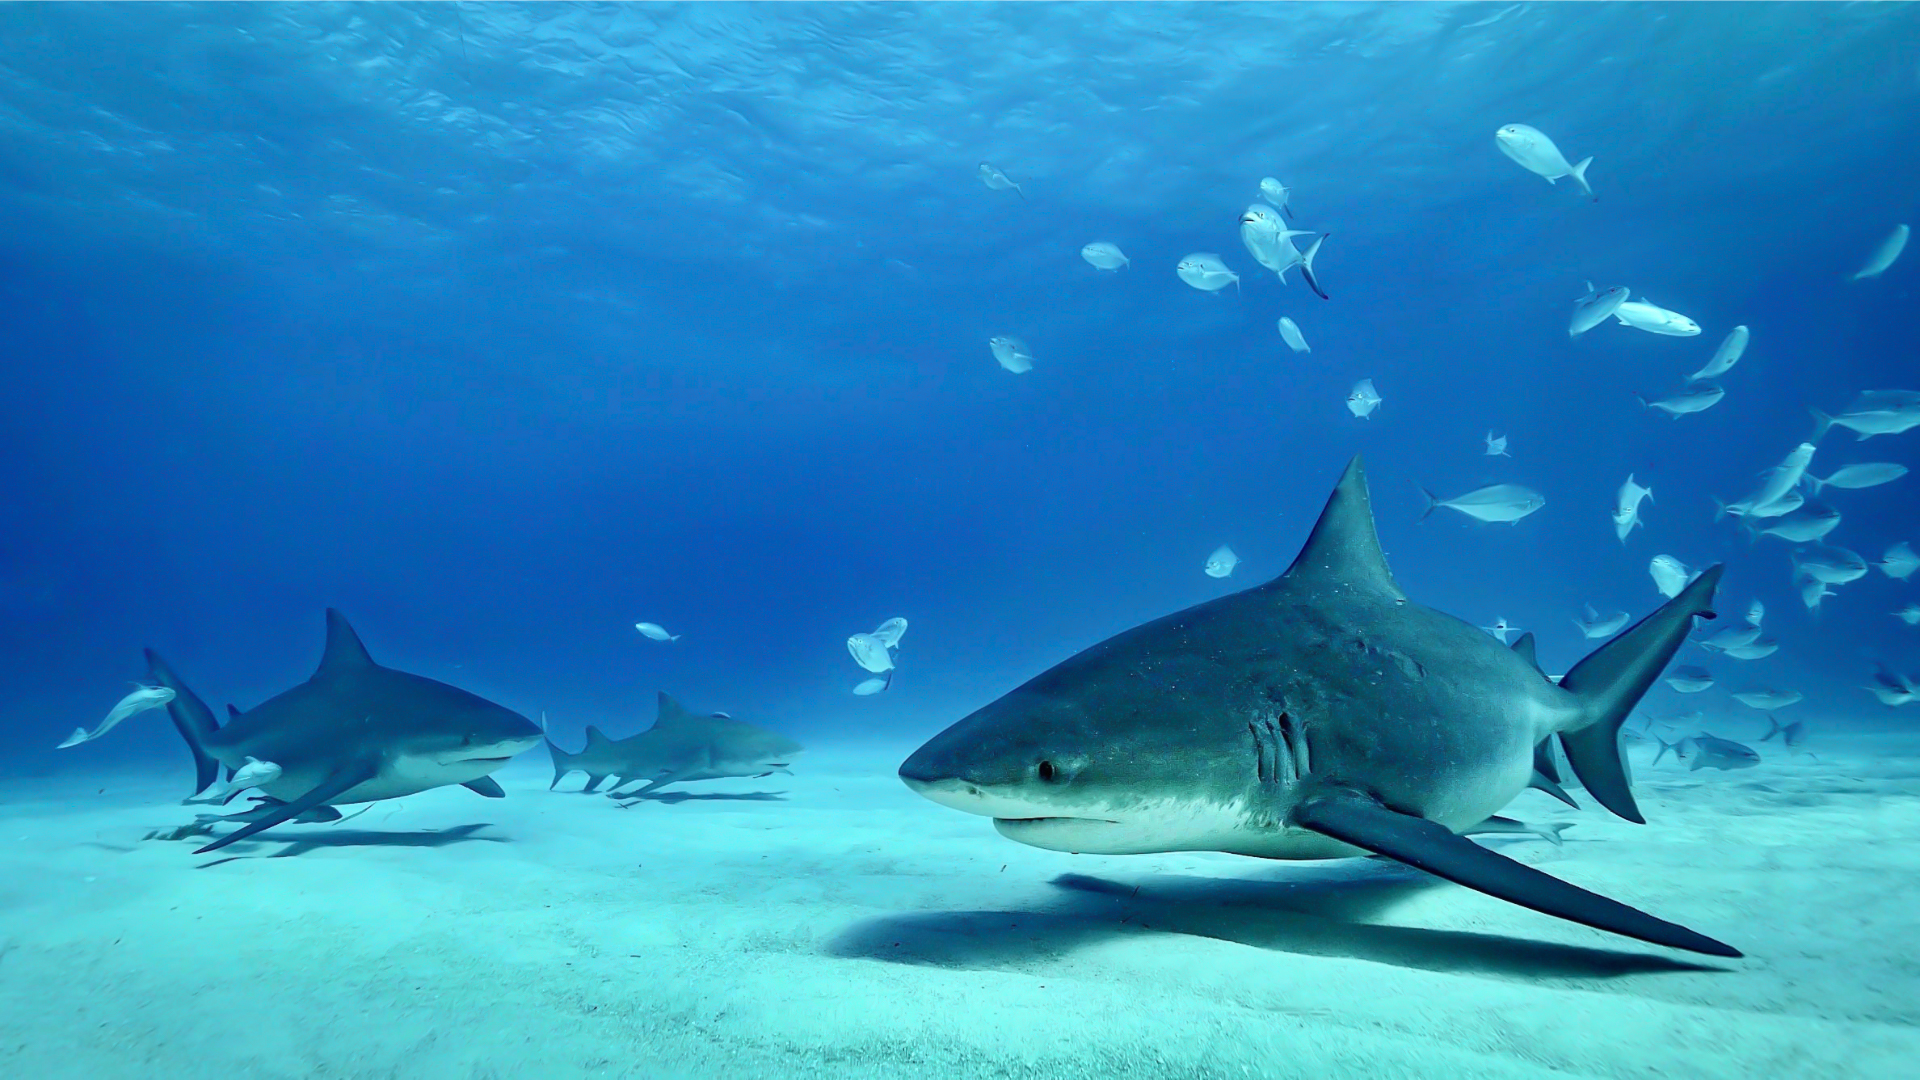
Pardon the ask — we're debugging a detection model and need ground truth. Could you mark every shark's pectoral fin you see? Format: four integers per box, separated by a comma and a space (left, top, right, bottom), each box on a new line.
622, 761, 700, 797
462, 777, 506, 798
194, 760, 376, 855
1529, 770, 1580, 809
1290, 788, 1740, 957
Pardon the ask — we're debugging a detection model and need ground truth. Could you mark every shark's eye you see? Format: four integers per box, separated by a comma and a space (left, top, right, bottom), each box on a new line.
461, 735, 474, 747
1037, 760, 1059, 782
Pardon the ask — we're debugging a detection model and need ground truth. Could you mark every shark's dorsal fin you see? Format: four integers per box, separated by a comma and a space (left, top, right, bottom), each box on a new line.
319, 609, 377, 673
654, 691, 695, 728
584, 724, 612, 748
1510, 632, 1542, 673
226, 703, 245, 721
1276, 455, 1403, 598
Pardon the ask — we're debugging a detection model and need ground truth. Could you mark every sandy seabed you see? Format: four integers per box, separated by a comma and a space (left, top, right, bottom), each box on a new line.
0, 734, 1916, 1080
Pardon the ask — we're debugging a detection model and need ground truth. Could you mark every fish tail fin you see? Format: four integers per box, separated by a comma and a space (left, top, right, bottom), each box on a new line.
1761, 715, 1783, 742
143, 649, 223, 799
1632, 392, 1650, 410
1808, 407, 1834, 444
1416, 485, 1440, 524
1712, 497, 1730, 523
1299, 233, 1330, 300
1570, 156, 1596, 201
1651, 736, 1674, 767
1557, 566, 1724, 824
1806, 475, 1826, 496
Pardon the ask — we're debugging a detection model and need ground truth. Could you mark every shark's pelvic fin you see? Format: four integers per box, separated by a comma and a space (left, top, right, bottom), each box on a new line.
194, 759, 378, 854
1558, 565, 1724, 825
319, 608, 378, 674
462, 777, 505, 798
144, 649, 222, 798
1292, 787, 1739, 957
1529, 769, 1579, 809
1275, 454, 1405, 600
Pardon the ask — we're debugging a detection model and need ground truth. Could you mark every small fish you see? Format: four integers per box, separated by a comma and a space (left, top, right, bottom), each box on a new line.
1494, 123, 1595, 200
1080, 242, 1129, 271
1811, 390, 1920, 442
184, 756, 284, 805
1745, 599, 1765, 628
1697, 623, 1762, 654
988, 335, 1034, 374
1461, 817, 1573, 846
1419, 483, 1545, 524
1176, 253, 1240, 294
1569, 282, 1629, 337
1574, 604, 1629, 639
1719, 443, 1819, 522
1691, 325, 1749, 382
1760, 715, 1808, 751
57, 683, 177, 749
1883, 542, 1920, 580
1866, 662, 1919, 706
1346, 378, 1382, 419
1731, 689, 1803, 710
1613, 296, 1702, 337
1480, 617, 1518, 645
1204, 544, 1240, 579
978, 161, 1023, 199
1277, 317, 1310, 354
634, 622, 680, 642
1896, 604, 1920, 627
1719, 489, 1806, 523
1722, 638, 1780, 661
1795, 545, 1869, 585
853, 675, 892, 697
869, 617, 908, 650
1635, 384, 1724, 418
1657, 733, 1760, 771
1798, 575, 1834, 614
847, 633, 895, 674
1747, 503, 1841, 545
1851, 223, 1908, 280
1649, 554, 1698, 599
1613, 473, 1654, 543
1257, 177, 1295, 219
1664, 665, 1714, 694
1806, 462, 1907, 494
1484, 431, 1510, 457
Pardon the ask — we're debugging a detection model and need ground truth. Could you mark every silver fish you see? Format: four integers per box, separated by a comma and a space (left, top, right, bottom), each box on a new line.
1691, 325, 1749, 382
1636, 384, 1724, 418
1570, 282, 1629, 337
1419, 483, 1546, 524
1806, 462, 1906, 494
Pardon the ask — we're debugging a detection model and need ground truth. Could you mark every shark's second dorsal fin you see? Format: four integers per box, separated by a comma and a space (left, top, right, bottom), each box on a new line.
1510, 633, 1543, 673
1276, 455, 1404, 599
319, 608, 377, 673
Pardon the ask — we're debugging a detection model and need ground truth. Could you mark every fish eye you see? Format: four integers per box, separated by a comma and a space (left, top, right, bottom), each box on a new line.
461, 734, 474, 747
1036, 760, 1060, 782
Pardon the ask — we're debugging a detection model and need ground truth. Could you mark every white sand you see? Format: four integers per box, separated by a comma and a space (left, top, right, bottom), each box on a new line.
1, 735, 1916, 1079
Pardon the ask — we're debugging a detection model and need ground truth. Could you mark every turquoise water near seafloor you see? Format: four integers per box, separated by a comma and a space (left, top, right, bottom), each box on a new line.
1, 3, 1917, 1077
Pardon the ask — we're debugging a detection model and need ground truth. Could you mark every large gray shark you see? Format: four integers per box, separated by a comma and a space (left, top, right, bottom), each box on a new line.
556, 692, 803, 798
143, 609, 544, 854
899, 456, 1739, 957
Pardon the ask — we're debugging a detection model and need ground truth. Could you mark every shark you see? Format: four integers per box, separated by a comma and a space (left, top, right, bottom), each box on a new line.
546, 692, 804, 798
142, 609, 544, 854
899, 455, 1739, 957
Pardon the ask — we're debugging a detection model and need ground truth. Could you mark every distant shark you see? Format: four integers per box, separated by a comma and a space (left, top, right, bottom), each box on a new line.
900, 456, 1739, 957
143, 609, 543, 854
547, 692, 803, 798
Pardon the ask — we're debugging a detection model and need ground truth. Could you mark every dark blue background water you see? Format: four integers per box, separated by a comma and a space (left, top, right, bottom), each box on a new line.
2, 2, 1915, 782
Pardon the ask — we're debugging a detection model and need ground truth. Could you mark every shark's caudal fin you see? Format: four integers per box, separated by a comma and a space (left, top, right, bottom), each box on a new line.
1558, 565, 1724, 824
548, 725, 614, 790
144, 649, 222, 798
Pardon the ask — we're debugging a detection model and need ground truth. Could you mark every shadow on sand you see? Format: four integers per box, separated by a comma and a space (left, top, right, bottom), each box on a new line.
195, 822, 504, 864
612, 791, 789, 805
827, 865, 1726, 979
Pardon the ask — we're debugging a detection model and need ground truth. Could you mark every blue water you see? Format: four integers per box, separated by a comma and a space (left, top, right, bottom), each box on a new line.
1, 2, 1915, 778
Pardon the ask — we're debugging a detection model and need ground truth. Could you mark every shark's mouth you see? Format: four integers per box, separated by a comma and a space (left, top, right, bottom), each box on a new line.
995, 816, 1118, 826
